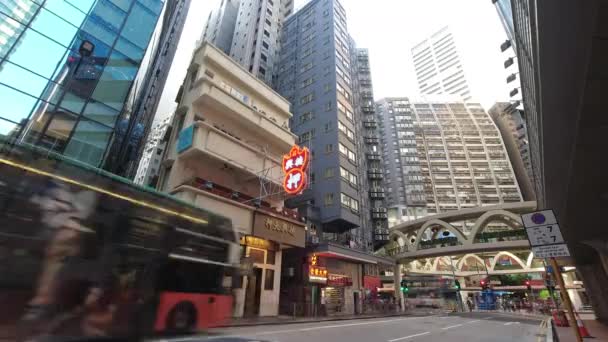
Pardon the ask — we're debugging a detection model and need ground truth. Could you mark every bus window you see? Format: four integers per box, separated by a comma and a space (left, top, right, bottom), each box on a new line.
158, 260, 225, 294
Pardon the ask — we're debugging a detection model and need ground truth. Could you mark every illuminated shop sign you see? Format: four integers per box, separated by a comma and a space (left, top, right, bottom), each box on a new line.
282, 145, 310, 195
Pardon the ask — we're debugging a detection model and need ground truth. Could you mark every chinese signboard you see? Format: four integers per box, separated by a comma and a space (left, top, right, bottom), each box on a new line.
327, 274, 353, 287
309, 265, 328, 284
521, 209, 571, 258
252, 212, 305, 247
282, 145, 310, 195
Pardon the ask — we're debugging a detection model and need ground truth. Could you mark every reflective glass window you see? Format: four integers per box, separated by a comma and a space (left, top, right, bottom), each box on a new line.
90, 51, 138, 110
82, 100, 121, 127
6, 25, 68, 79
91, 0, 127, 32
0, 13, 26, 59
121, 2, 157, 49
114, 37, 144, 62
43, 0, 96, 24
109, 0, 132, 12
64, 118, 113, 166
30, 8, 80, 48
0, 83, 39, 127
28, 111, 79, 154
0, 61, 50, 101
138, 0, 163, 14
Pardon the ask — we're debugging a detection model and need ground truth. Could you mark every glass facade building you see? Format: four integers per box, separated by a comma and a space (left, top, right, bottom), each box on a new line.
0, 0, 162, 169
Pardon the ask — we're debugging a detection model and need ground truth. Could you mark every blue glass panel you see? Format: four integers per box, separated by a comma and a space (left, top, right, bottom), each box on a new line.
109, 0, 132, 12
138, 0, 163, 14
121, 2, 157, 49
114, 37, 144, 62
6, 26, 68, 79
82, 99, 120, 127
81, 16, 119, 47
30, 8, 79, 48
64, 118, 113, 167
90, 51, 138, 110
43, 0, 95, 24
90, 0, 127, 32
0, 83, 39, 126
0, 61, 51, 101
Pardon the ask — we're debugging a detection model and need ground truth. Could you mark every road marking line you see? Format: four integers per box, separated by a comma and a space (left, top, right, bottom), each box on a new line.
504, 321, 520, 326
297, 317, 424, 331
464, 320, 481, 324
441, 323, 463, 330
388, 331, 431, 341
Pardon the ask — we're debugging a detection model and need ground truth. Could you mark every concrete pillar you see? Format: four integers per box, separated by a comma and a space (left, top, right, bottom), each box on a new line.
577, 262, 608, 324
393, 264, 404, 311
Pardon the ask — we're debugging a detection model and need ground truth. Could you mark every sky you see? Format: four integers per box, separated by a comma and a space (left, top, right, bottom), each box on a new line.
155, 0, 514, 123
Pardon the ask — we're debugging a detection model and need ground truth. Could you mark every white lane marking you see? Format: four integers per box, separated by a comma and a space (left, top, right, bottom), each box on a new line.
504, 321, 520, 326
464, 320, 481, 324
296, 316, 426, 331
441, 323, 463, 330
387, 331, 431, 342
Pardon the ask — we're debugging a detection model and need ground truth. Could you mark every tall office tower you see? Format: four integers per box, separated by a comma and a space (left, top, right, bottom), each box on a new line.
377, 98, 523, 224
134, 115, 171, 187
0, 0, 39, 70
351, 47, 390, 248
411, 26, 473, 102
276, 0, 381, 250
200, 0, 240, 54
488, 102, 534, 200
110, 0, 192, 178
0, 0, 164, 170
493, 0, 523, 102
229, 0, 294, 85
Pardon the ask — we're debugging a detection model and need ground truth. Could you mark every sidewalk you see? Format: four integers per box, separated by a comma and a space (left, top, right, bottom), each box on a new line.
554, 319, 608, 341
220, 308, 442, 328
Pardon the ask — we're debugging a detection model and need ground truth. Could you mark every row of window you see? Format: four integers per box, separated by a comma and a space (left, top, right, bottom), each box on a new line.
338, 142, 357, 163
338, 120, 355, 140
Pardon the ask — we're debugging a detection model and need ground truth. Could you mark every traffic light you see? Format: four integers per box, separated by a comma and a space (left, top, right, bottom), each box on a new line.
525, 279, 532, 291
400, 279, 409, 293
480, 279, 487, 290
454, 279, 461, 291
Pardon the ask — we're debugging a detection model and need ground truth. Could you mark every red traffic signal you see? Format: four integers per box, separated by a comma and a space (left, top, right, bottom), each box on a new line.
525, 279, 532, 291
525, 280, 531, 286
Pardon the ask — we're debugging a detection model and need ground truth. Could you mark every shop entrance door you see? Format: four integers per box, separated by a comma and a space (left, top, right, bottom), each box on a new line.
244, 267, 262, 317
354, 292, 360, 315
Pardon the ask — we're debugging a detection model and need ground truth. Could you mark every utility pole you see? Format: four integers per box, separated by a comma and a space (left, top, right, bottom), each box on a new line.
550, 257, 582, 342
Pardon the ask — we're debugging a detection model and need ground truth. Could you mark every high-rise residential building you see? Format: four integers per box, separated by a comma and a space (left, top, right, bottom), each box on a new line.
0, 0, 39, 70
134, 115, 171, 187
157, 42, 305, 318
411, 26, 473, 102
200, 0, 240, 54
276, 0, 386, 250
230, 0, 293, 85
0, 0, 164, 171
110, 0, 192, 178
201, 0, 293, 86
377, 97, 523, 225
488, 102, 534, 201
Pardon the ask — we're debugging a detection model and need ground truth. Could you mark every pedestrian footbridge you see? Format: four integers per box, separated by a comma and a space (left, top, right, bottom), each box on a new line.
386, 201, 537, 262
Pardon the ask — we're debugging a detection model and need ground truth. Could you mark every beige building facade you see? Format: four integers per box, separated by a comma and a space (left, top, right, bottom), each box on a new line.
158, 42, 305, 317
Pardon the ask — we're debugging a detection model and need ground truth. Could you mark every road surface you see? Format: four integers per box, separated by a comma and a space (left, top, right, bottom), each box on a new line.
163, 312, 545, 342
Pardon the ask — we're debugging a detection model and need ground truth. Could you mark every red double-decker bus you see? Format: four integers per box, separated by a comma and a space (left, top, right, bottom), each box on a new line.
0, 140, 240, 340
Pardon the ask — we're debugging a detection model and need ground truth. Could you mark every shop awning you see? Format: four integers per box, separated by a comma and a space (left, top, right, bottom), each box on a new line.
312, 243, 395, 265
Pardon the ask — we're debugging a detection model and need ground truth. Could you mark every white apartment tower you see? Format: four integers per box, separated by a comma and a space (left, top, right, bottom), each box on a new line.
377, 97, 523, 225
411, 26, 473, 102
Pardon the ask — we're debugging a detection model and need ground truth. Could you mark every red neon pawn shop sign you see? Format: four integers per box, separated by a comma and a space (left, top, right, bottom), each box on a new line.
282, 145, 310, 195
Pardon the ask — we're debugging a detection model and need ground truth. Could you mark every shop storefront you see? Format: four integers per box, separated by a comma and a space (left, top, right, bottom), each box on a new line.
233, 211, 305, 317
279, 243, 394, 317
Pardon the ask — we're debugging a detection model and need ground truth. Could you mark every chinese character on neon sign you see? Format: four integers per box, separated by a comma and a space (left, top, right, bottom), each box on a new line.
282, 145, 310, 195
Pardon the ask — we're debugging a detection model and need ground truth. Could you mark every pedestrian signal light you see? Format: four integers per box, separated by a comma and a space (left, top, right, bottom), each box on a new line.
454, 279, 461, 290
525, 279, 531, 291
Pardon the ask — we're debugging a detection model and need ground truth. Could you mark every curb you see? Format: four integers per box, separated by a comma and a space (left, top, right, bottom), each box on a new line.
218, 312, 426, 328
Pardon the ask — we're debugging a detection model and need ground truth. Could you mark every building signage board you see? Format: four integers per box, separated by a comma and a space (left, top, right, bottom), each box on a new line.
521, 209, 570, 258
282, 145, 310, 195
252, 212, 305, 247
177, 125, 194, 153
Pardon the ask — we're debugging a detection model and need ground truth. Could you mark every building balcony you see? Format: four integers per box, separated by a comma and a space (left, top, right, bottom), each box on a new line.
177, 121, 284, 186
364, 136, 379, 144
369, 188, 386, 199
371, 207, 388, 220
362, 106, 375, 114
364, 120, 378, 128
368, 169, 384, 179
191, 76, 296, 151
366, 152, 381, 161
